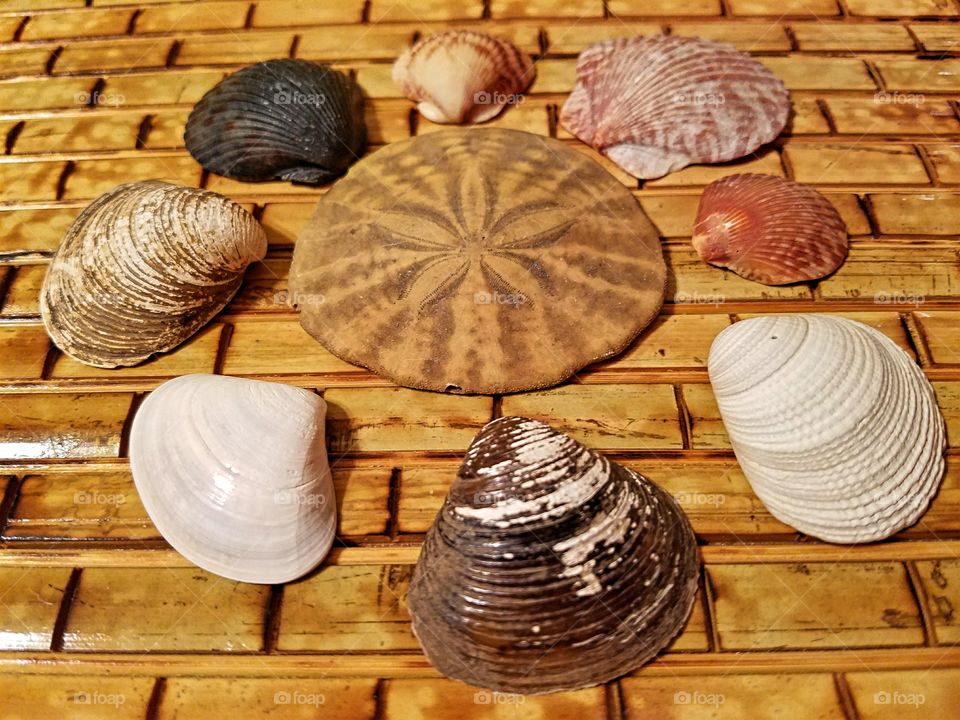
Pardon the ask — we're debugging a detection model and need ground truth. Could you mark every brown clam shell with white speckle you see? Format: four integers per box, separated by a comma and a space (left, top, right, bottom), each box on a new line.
407, 416, 700, 694
40, 180, 267, 368
289, 128, 666, 394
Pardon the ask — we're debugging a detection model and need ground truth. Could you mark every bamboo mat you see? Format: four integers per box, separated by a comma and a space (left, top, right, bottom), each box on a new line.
1, 0, 960, 717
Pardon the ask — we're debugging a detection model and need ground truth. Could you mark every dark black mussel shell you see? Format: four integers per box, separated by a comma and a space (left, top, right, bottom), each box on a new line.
185, 59, 366, 185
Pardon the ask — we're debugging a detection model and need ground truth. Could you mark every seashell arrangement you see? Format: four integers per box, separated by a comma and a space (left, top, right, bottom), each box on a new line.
693, 174, 848, 285
560, 35, 790, 179
407, 416, 700, 694
129, 374, 336, 584
708, 314, 945, 543
40, 180, 267, 368
185, 59, 366, 184
289, 128, 666, 394
393, 30, 534, 124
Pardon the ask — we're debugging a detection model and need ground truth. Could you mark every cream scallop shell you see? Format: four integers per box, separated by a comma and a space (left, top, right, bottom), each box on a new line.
129, 374, 336, 584
708, 314, 945, 543
393, 30, 534, 124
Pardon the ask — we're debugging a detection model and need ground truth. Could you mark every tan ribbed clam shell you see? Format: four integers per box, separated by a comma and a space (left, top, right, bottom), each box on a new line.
407, 416, 700, 694
40, 180, 267, 368
289, 128, 666, 394
130, 374, 336, 584
708, 314, 946, 543
393, 30, 535, 124
693, 174, 848, 285
560, 35, 790, 179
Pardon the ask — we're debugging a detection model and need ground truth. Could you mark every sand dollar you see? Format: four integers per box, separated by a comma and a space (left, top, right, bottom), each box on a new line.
289, 128, 665, 394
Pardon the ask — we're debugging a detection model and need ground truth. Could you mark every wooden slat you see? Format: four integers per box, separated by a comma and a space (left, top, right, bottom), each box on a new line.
386, 680, 607, 718
0, 161, 66, 202
846, 0, 958, 14
368, 0, 484, 22
500, 384, 684, 450
62, 567, 269, 651
790, 22, 916, 51
710, 562, 924, 650
610, 0, 721, 14
19, 7, 134, 40
727, 0, 840, 15
0, 77, 95, 112
325, 387, 493, 453
99, 69, 224, 106
926, 144, 960, 184
54, 38, 175, 73
12, 115, 142, 154
824, 97, 959, 136
0, 675, 154, 719
869, 193, 960, 235
543, 21, 663, 55
0, 392, 133, 460
913, 560, 960, 645
671, 22, 792, 51
489, 0, 604, 18
875, 59, 960, 93
135, 0, 251, 33
845, 669, 960, 719
785, 144, 930, 185
62, 155, 202, 199
620, 674, 846, 719
0, 325, 49, 379
251, 0, 365, 27
0, 206, 81, 256
910, 23, 960, 52
278, 565, 416, 651
1, 265, 47, 316
0, 566, 72, 650
158, 678, 378, 720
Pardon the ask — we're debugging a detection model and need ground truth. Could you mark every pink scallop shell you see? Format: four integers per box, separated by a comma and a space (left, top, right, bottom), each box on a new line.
692, 173, 849, 285
560, 35, 790, 179
393, 30, 534, 124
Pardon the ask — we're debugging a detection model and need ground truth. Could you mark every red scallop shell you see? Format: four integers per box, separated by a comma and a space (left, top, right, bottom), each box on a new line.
560, 35, 790, 179
692, 173, 849, 285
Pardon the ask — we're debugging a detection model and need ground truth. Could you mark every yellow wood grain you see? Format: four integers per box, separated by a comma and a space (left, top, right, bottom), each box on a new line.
710, 562, 925, 650
620, 674, 847, 719
0, 675, 154, 719
0, 566, 72, 650
62, 567, 269, 652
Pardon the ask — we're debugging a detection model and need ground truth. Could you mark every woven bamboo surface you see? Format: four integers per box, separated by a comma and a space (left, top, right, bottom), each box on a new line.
1, 0, 960, 717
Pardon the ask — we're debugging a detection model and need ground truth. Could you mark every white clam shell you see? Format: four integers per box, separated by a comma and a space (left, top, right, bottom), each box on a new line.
130, 374, 336, 583
708, 314, 945, 543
